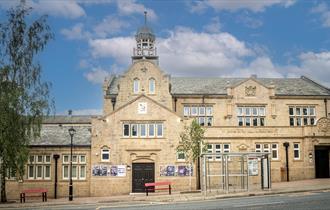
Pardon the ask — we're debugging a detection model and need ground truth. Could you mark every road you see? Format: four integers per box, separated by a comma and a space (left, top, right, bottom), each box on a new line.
11, 190, 330, 210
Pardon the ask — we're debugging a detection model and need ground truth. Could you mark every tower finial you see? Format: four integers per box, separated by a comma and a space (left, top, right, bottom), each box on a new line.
144, 11, 147, 25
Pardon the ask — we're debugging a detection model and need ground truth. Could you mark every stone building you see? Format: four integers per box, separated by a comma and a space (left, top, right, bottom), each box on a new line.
4, 17, 330, 199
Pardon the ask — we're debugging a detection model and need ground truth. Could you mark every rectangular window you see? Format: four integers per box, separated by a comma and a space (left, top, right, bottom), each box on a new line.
157, 124, 163, 137
72, 155, 78, 164
207, 117, 213, 126
237, 106, 265, 126
263, 144, 270, 153
199, 117, 205, 126
223, 144, 230, 153
207, 144, 213, 160
140, 124, 146, 137
80, 155, 86, 164
101, 149, 110, 161
36, 165, 43, 179
184, 107, 190, 116
28, 165, 34, 179
29, 155, 35, 164
215, 144, 221, 160
72, 166, 77, 179
255, 144, 261, 153
63, 165, 69, 179
290, 117, 294, 126
63, 155, 69, 164
289, 106, 316, 126
131, 124, 138, 137
133, 79, 139, 94
289, 107, 294, 116
206, 107, 213, 116
148, 124, 155, 137
44, 166, 51, 179
177, 151, 185, 161
123, 124, 130, 137
191, 107, 198, 116
45, 155, 51, 163
37, 155, 43, 163
199, 107, 205, 116
272, 144, 278, 160
294, 143, 300, 160
80, 165, 86, 179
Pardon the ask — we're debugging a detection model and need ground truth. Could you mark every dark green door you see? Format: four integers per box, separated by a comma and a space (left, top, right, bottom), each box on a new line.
132, 163, 155, 192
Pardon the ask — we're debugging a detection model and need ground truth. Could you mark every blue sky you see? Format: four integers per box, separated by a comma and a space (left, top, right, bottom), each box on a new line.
1, 0, 330, 115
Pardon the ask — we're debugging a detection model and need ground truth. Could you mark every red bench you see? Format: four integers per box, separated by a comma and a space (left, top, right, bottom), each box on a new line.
20, 188, 48, 203
144, 181, 171, 196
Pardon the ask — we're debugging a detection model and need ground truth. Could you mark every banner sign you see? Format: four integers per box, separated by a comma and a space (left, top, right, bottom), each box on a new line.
92, 165, 126, 177
160, 165, 193, 176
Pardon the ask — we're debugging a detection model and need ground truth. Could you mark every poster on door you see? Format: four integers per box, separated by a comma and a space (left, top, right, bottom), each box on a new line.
248, 158, 258, 176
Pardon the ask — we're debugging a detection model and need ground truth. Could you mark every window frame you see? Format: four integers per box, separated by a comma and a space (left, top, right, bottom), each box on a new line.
101, 148, 110, 162
149, 78, 155, 94
293, 143, 300, 160
133, 78, 140, 94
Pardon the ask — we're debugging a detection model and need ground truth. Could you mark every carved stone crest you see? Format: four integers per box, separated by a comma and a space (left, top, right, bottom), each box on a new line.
140, 66, 147, 73
245, 86, 256, 96
317, 117, 330, 132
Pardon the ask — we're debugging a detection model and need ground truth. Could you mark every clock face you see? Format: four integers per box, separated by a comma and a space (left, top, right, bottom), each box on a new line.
138, 102, 147, 114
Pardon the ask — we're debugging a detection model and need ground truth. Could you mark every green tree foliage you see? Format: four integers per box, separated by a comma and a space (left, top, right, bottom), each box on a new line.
177, 119, 207, 189
0, 2, 53, 202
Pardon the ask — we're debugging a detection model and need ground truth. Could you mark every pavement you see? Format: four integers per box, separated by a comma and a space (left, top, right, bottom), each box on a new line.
1, 178, 330, 209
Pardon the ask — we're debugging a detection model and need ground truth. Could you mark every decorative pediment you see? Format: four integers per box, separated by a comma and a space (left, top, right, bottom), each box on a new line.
238, 143, 249, 151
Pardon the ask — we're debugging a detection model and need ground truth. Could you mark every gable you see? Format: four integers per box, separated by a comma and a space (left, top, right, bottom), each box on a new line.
231, 79, 273, 100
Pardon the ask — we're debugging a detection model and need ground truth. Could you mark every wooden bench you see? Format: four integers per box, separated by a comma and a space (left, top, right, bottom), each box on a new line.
20, 188, 48, 203
144, 181, 171, 196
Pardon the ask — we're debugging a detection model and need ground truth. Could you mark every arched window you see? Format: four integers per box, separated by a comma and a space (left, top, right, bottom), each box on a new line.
101, 146, 110, 162
149, 78, 155, 94
133, 79, 139, 94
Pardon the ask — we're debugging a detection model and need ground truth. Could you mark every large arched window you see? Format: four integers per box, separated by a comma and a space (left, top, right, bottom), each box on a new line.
149, 78, 155, 94
133, 78, 140, 94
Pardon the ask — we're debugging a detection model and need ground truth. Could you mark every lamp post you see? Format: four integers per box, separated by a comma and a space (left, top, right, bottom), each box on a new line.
68, 127, 76, 201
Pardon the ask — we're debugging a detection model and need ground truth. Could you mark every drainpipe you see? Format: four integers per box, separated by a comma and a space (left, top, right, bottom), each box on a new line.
324, 99, 328, 118
174, 97, 177, 112
283, 142, 290, 182
53, 154, 60, 199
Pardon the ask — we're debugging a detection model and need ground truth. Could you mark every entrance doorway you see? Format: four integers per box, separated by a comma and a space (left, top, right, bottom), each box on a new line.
315, 146, 330, 178
132, 163, 155, 192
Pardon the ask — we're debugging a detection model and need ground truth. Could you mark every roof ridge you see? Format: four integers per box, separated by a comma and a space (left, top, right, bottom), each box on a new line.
300, 76, 330, 92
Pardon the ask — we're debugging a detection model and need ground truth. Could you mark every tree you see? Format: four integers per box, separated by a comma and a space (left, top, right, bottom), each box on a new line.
0, 2, 53, 202
177, 119, 207, 190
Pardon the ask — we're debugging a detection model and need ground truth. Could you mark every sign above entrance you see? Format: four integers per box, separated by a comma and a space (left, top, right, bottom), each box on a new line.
138, 102, 147, 114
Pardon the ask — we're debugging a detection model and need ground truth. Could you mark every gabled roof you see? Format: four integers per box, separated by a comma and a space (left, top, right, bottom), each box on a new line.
106, 75, 330, 96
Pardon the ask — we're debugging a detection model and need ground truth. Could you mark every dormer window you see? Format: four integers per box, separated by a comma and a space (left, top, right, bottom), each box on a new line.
149, 78, 155, 94
133, 79, 140, 94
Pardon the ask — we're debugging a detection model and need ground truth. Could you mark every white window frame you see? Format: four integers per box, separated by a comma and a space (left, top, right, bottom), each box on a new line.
72, 165, 78, 180
28, 165, 35, 179
140, 124, 147, 137
36, 165, 43, 180
271, 144, 279, 160
44, 165, 51, 180
63, 155, 69, 164
191, 107, 198, 116
72, 155, 78, 164
80, 155, 86, 164
149, 78, 155, 94
133, 79, 139, 94
148, 124, 155, 137
184, 106, 190, 116
79, 165, 86, 180
206, 106, 213, 116
44, 155, 51, 164
293, 143, 300, 160
131, 124, 138, 137
123, 124, 130, 137
177, 151, 186, 161
101, 148, 110, 162
207, 144, 213, 160
63, 165, 69, 180
156, 124, 163, 137
36, 155, 43, 164
215, 144, 221, 161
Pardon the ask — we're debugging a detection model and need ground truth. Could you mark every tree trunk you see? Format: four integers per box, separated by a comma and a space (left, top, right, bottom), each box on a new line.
0, 162, 7, 203
196, 157, 201, 190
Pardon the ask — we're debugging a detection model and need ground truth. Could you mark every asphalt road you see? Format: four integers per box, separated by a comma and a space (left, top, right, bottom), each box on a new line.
12, 190, 330, 210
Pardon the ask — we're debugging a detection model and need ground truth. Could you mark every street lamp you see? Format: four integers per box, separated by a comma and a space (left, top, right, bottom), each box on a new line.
68, 127, 76, 201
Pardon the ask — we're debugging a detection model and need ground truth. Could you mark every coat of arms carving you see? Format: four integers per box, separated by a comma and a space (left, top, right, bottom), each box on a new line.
317, 117, 330, 133
245, 86, 256, 96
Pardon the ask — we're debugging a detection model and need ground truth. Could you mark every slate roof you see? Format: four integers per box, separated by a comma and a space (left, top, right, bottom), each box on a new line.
107, 76, 330, 96
30, 116, 93, 146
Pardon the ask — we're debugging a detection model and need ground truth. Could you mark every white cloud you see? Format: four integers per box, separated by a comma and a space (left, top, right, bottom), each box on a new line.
93, 16, 130, 37
89, 37, 135, 64
236, 13, 263, 28
61, 23, 91, 40
189, 0, 295, 13
0, 0, 86, 19
203, 17, 221, 33
116, 0, 157, 22
311, 3, 330, 28
84, 67, 112, 85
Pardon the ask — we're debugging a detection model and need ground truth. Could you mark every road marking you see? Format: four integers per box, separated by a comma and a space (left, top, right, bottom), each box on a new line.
234, 201, 284, 207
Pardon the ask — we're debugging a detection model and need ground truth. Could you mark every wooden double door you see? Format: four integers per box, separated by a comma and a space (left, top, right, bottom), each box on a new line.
132, 163, 155, 192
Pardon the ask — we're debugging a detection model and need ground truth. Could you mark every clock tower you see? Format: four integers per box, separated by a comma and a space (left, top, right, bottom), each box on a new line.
132, 11, 159, 65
